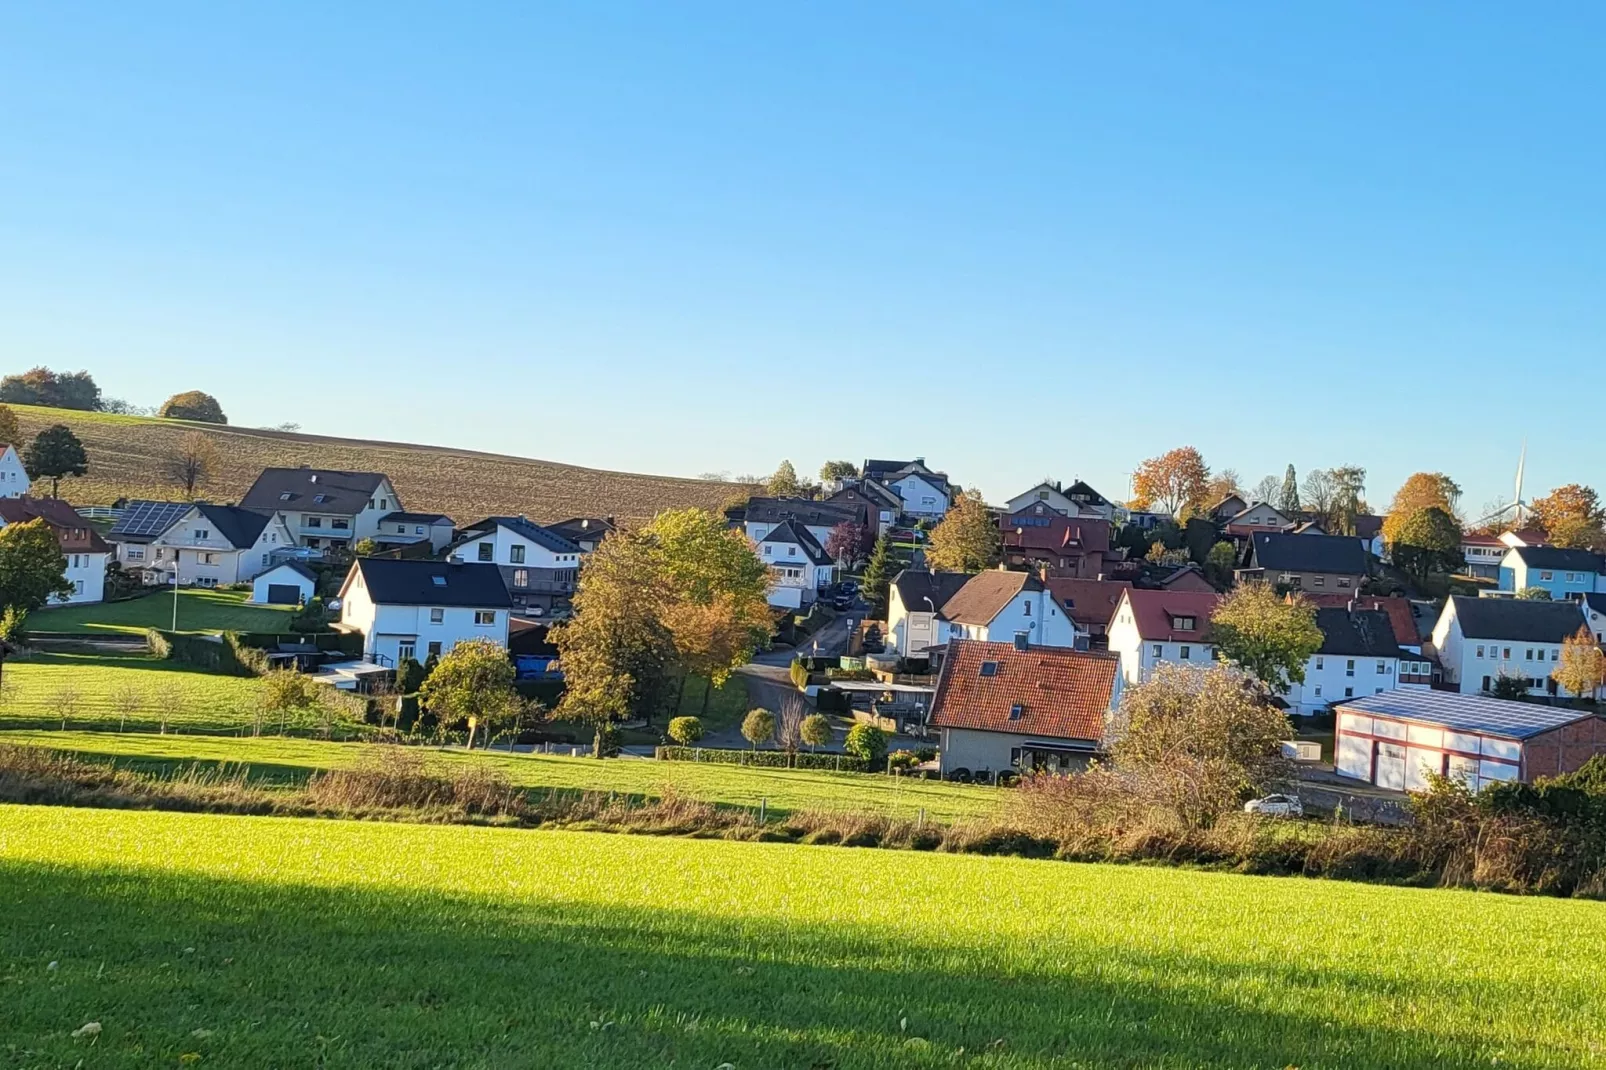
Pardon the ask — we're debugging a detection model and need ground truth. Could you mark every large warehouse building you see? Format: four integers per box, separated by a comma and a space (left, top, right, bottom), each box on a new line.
1334, 690, 1606, 793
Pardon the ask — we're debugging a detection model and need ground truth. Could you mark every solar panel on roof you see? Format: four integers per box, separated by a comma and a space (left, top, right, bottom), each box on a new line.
109, 500, 190, 538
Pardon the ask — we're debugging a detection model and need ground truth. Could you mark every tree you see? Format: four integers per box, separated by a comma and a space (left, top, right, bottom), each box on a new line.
1277, 465, 1301, 514
22, 425, 88, 497
925, 490, 1000, 573
819, 460, 857, 482
164, 430, 217, 497
741, 707, 776, 750
766, 460, 803, 497
825, 521, 872, 567
396, 657, 427, 694
1548, 515, 1606, 551
1110, 664, 1293, 828
1516, 586, 1553, 601
258, 669, 323, 736
1129, 447, 1210, 517
0, 405, 18, 447
668, 715, 704, 746
0, 519, 70, 613
1209, 584, 1323, 694
800, 712, 832, 752
861, 535, 896, 614
1491, 673, 1530, 701
1203, 469, 1243, 507
843, 723, 887, 768
109, 683, 144, 733
1205, 541, 1237, 588
1553, 627, 1606, 703
417, 637, 521, 749
158, 390, 228, 424
1249, 474, 1280, 505
1533, 484, 1602, 535
352, 538, 379, 556
0, 367, 101, 410
1329, 466, 1368, 536
1300, 468, 1339, 529
778, 694, 807, 754
1382, 473, 1463, 547
1390, 506, 1463, 580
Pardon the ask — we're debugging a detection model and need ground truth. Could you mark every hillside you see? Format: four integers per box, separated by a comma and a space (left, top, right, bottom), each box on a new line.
7, 405, 745, 524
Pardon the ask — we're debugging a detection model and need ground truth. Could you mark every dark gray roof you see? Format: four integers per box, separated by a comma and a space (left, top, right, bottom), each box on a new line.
454, 516, 582, 555
240, 468, 391, 515
891, 569, 971, 615
1249, 532, 1368, 575
1315, 608, 1405, 658
260, 561, 317, 583
193, 504, 274, 550
863, 459, 920, 480
1448, 595, 1586, 643
827, 481, 902, 511
1509, 545, 1606, 574
345, 558, 512, 609
1063, 480, 1110, 506
1585, 593, 1606, 617
545, 517, 616, 542
1339, 690, 1602, 741
760, 519, 833, 566
380, 511, 452, 524
744, 497, 867, 529
109, 500, 191, 543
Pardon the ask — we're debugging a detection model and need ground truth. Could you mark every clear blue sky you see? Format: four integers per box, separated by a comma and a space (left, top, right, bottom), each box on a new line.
3, 3, 1601, 516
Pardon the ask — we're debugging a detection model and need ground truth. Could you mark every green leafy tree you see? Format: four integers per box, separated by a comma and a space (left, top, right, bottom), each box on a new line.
1390, 506, 1464, 580
1209, 583, 1323, 694
861, 535, 896, 614
819, 460, 857, 482
1548, 515, 1606, 551
1491, 673, 1530, 701
158, 390, 228, 424
396, 657, 426, 694
1330, 466, 1369, 536
843, 723, 888, 768
1277, 464, 1300, 514
1205, 541, 1237, 587
741, 707, 776, 750
1516, 586, 1553, 601
668, 715, 704, 746
0, 367, 101, 410
418, 637, 521, 748
22, 424, 88, 497
0, 406, 18, 448
766, 460, 803, 497
800, 712, 831, 751
258, 669, 323, 736
0, 519, 70, 613
925, 490, 1001, 573
352, 538, 379, 556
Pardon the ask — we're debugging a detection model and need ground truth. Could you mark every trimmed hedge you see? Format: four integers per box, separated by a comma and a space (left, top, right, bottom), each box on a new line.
655, 746, 869, 773
233, 631, 362, 655
147, 629, 269, 677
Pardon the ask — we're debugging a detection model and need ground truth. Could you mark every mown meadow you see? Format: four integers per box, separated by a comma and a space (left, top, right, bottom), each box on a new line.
0, 653, 265, 734
2, 805, 1603, 1069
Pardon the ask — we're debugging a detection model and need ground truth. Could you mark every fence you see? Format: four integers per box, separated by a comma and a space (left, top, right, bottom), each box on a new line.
655, 746, 870, 773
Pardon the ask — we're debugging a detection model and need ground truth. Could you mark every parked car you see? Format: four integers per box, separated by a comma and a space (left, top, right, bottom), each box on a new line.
1243, 794, 1303, 818
839, 579, 859, 595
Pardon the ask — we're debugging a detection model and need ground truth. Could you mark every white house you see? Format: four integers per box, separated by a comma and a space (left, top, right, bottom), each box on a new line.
140, 504, 297, 587
1460, 533, 1506, 580
0, 445, 30, 498
446, 516, 584, 618
1106, 588, 1222, 685
741, 498, 871, 550
1004, 482, 1082, 517
239, 467, 401, 550
1428, 595, 1590, 698
251, 562, 318, 605
887, 471, 951, 520
337, 557, 512, 667
756, 520, 835, 609
1282, 607, 1432, 716
0, 498, 110, 604
887, 569, 1079, 658
374, 512, 456, 553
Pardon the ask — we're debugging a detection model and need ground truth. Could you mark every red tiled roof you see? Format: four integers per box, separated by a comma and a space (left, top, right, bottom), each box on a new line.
1118, 588, 1222, 642
999, 515, 1111, 555
1461, 533, 1504, 547
0, 497, 110, 553
1300, 593, 1418, 648
930, 638, 1119, 742
938, 570, 1040, 626
1043, 578, 1131, 630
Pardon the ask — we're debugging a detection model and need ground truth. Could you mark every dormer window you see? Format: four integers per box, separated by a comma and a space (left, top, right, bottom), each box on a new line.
1008, 703, 1024, 720
279, 492, 293, 501
313, 494, 328, 504
1173, 615, 1195, 631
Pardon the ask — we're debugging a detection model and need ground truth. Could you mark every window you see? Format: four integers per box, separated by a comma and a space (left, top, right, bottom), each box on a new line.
763, 545, 772, 556
787, 546, 797, 557
1008, 703, 1024, 720
1482, 675, 1492, 691
127, 547, 144, 561
1179, 645, 1191, 660
201, 552, 219, 565
1314, 684, 1323, 696
979, 661, 999, 677
1345, 659, 1355, 677
474, 610, 496, 626
195, 529, 210, 540
72, 580, 84, 595
477, 542, 494, 562
1377, 661, 1388, 674
1151, 644, 1162, 658
1315, 656, 1324, 670
261, 553, 269, 566
313, 494, 328, 504
429, 608, 444, 624
279, 491, 292, 501
380, 499, 389, 510
1174, 616, 1194, 631
427, 641, 442, 658
1313, 576, 1325, 587
1337, 578, 1352, 589
1476, 645, 1485, 658
1375, 687, 1385, 694
431, 575, 447, 587
510, 545, 526, 564
415, 526, 424, 535
1503, 648, 1511, 659
1525, 649, 1533, 661
398, 640, 415, 662
1541, 571, 1553, 581
307, 517, 322, 528
1344, 687, 1354, 698
513, 569, 528, 588
331, 519, 349, 530
397, 524, 406, 533
1023, 602, 1032, 617
1551, 649, 1560, 662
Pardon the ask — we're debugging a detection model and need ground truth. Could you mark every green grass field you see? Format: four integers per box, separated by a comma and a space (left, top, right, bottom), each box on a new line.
0, 730, 998, 820
29, 587, 297, 635
0, 653, 265, 733
2, 805, 1603, 1068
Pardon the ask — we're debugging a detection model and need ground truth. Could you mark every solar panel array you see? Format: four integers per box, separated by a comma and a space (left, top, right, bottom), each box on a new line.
109, 500, 191, 538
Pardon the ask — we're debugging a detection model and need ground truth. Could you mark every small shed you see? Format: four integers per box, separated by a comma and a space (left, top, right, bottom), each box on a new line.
252, 562, 317, 606
1334, 690, 1606, 793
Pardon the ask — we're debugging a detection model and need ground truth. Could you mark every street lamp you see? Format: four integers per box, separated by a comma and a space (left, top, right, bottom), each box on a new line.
171, 567, 180, 631
921, 595, 937, 656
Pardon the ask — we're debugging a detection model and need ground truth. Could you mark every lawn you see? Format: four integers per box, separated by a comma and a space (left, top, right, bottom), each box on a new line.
0, 653, 265, 733
29, 588, 296, 636
2, 806, 1604, 1068
0, 730, 999, 820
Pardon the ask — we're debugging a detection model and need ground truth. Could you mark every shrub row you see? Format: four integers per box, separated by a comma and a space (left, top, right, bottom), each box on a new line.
233, 631, 363, 655
147, 630, 269, 676
655, 746, 869, 773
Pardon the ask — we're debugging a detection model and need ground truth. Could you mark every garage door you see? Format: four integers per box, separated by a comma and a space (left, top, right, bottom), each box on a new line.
265, 584, 301, 605
1375, 742, 1406, 791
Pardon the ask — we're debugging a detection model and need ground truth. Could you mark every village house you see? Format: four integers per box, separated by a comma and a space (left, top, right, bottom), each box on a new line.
1043, 577, 1132, 647
1059, 480, 1116, 521
1429, 595, 1591, 698
544, 516, 616, 552
1236, 531, 1368, 592
824, 481, 902, 536
862, 458, 953, 520
998, 506, 1113, 578
239, 467, 401, 551
929, 637, 1122, 778
446, 517, 585, 618
373, 512, 456, 553
737, 497, 871, 550
0, 498, 110, 604
755, 519, 835, 609
250, 561, 318, 605
1302, 592, 1426, 652
1497, 545, 1606, 600
887, 568, 1079, 658
1460, 532, 1508, 580
0, 444, 30, 498
1220, 501, 1293, 541
337, 557, 512, 667
132, 503, 298, 588
1283, 607, 1431, 716
1105, 588, 1222, 685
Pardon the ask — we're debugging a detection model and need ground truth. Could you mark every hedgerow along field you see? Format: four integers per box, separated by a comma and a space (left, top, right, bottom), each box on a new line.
29, 587, 296, 635
3, 806, 1603, 1069
0, 653, 265, 734
1, 731, 998, 820
8, 402, 745, 524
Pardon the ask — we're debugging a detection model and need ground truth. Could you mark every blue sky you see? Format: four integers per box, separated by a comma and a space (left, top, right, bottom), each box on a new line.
2, 3, 1601, 515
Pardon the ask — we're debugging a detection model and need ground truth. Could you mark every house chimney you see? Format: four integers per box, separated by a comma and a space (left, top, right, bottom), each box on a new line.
448, 554, 463, 565
309, 474, 319, 483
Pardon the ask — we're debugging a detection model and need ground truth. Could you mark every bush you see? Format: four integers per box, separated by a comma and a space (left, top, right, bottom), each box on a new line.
654, 746, 870, 773
887, 750, 919, 772
844, 723, 888, 769
914, 746, 937, 763
668, 716, 704, 746
789, 658, 809, 690
147, 629, 267, 677
741, 708, 776, 749
800, 713, 832, 750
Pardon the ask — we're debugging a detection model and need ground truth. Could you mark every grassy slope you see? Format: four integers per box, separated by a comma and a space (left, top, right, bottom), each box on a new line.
0, 654, 264, 733
29, 587, 296, 635
3, 806, 1604, 1069
10, 403, 745, 524
0, 730, 997, 819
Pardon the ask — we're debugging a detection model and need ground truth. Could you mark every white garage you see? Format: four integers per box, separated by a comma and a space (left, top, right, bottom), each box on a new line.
251, 562, 318, 606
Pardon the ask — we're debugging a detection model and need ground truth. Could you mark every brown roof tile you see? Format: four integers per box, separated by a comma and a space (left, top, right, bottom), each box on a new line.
938, 570, 1039, 626
1119, 588, 1222, 642
1043, 578, 1131, 630
930, 638, 1119, 742
0, 497, 110, 553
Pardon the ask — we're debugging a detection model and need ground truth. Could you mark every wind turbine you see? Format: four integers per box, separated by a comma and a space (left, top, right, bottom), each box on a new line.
1477, 444, 1531, 529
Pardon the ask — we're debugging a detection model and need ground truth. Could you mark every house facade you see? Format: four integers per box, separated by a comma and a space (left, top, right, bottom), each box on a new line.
337, 558, 512, 666
137, 504, 296, 587
1498, 545, 1606, 599
1460, 533, 1507, 579
1004, 482, 1081, 517
1043, 578, 1132, 646
999, 507, 1112, 578
374, 512, 456, 553
929, 638, 1122, 778
1283, 607, 1431, 716
740, 497, 870, 550
1236, 532, 1367, 593
0, 498, 110, 604
1106, 588, 1221, 685
887, 569, 1079, 657
1429, 595, 1590, 698
251, 562, 318, 605
447, 517, 584, 618
0, 445, 30, 498
825, 483, 900, 536
239, 468, 400, 550
755, 520, 834, 609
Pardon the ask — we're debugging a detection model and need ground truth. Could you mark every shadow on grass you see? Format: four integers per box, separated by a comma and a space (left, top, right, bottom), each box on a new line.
0, 859, 1584, 1069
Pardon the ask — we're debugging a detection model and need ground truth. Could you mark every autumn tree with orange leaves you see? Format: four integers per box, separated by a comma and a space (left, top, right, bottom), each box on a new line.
1130, 447, 1211, 519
